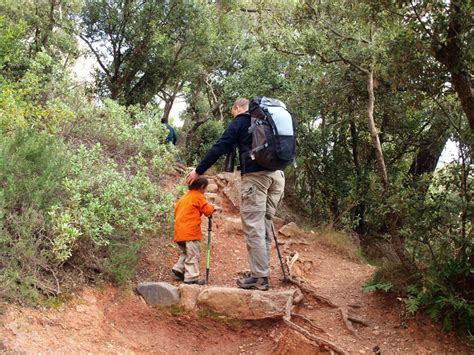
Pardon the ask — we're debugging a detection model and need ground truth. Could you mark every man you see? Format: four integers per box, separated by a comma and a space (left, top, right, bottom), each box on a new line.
186, 98, 285, 291
161, 118, 177, 145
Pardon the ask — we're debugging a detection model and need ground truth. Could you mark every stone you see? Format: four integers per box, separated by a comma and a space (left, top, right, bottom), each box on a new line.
136, 282, 179, 306
178, 284, 201, 311
220, 171, 241, 209
278, 222, 301, 237
196, 287, 302, 320
205, 192, 218, 203
224, 216, 241, 233
272, 216, 285, 230
207, 183, 218, 193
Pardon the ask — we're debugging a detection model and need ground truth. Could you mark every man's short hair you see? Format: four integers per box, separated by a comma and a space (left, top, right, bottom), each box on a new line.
233, 98, 249, 111
189, 176, 209, 191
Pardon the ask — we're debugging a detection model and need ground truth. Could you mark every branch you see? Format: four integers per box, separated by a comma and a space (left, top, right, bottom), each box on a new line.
79, 35, 112, 79
336, 52, 368, 74
271, 44, 306, 57
409, 0, 440, 45
321, 17, 369, 44
205, 74, 224, 121
428, 93, 463, 135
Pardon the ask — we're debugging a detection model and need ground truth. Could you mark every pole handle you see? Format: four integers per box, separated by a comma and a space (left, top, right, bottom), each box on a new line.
208, 215, 213, 231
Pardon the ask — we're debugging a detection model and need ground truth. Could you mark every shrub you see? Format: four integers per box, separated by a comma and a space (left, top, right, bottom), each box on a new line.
0, 127, 176, 302
182, 119, 224, 166
0, 130, 68, 302
50, 144, 174, 284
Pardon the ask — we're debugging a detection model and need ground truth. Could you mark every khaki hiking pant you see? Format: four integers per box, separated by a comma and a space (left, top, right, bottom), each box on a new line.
240, 170, 285, 278
172, 240, 201, 282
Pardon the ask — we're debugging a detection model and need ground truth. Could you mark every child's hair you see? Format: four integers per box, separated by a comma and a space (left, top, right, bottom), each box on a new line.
189, 176, 209, 190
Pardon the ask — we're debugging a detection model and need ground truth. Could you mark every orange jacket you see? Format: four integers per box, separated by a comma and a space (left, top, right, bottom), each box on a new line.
174, 190, 214, 242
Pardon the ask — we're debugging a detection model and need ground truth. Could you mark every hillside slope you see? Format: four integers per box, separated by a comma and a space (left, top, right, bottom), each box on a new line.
1, 172, 472, 354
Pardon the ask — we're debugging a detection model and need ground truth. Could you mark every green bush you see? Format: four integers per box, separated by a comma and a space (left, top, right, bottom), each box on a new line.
406, 259, 474, 334
0, 127, 176, 302
50, 144, 174, 284
0, 130, 68, 302
182, 119, 224, 167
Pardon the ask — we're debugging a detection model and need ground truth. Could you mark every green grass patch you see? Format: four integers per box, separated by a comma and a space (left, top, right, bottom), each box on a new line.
316, 227, 365, 262
198, 308, 242, 327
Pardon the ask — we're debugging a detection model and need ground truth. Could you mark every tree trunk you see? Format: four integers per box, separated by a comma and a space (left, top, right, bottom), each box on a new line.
162, 100, 173, 123
434, 0, 474, 130
366, 70, 388, 190
349, 116, 367, 234
366, 68, 417, 274
409, 121, 450, 177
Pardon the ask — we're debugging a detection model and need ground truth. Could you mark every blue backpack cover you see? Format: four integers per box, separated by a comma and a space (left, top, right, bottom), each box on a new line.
248, 97, 296, 170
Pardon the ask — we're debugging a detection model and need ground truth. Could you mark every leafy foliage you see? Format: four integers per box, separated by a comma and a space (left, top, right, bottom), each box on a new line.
362, 279, 393, 293
182, 119, 225, 167
0, 0, 472, 337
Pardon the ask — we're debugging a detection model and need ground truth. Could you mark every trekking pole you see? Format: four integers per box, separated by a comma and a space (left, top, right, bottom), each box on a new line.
271, 220, 288, 283
205, 215, 213, 285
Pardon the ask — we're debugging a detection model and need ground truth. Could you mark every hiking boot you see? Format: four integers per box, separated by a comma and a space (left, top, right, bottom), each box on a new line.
236, 276, 269, 291
184, 279, 206, 285
172, 269, 184, 281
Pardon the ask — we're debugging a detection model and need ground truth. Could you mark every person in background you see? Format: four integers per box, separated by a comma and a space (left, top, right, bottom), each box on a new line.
162, 118, 177, 145
172, 176, 214, 285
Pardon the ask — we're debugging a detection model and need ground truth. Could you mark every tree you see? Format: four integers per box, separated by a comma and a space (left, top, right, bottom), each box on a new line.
80, 0, 219, 113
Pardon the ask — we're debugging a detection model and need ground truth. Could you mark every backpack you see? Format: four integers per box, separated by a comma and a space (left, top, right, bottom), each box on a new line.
248, 97, 296, 170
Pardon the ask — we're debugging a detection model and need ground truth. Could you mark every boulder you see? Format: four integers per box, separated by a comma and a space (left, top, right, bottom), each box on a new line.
178, 284, 201, 311
278, 222, 301, 238
196, 287, 302, 320
220, 171, 241, 209
136, 282, 179, 306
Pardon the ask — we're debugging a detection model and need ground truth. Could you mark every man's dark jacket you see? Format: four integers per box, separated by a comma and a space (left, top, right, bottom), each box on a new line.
164, 123, 177, 145
196, 113, 266, 175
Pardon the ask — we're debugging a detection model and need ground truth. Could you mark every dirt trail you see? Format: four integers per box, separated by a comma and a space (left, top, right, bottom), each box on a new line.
1, 172, 472, 354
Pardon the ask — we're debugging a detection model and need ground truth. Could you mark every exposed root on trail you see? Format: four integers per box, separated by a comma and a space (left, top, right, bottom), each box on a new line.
281, 250, 369, 352
348, 316, 369, 327
340, 307, 359, 338
276, 252, 348, 354
284, 296, 348, 355
286, 252, 338, 308
291, 313, 331, 336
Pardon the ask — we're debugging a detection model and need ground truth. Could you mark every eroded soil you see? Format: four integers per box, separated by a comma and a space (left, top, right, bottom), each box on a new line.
1, 171, 472, 354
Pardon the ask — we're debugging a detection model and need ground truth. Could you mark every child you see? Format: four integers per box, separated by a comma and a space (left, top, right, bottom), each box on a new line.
172, 176, 214, 285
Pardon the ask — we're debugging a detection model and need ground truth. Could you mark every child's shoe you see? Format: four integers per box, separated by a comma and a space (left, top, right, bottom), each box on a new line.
184, 279, 206, 285
172, 269, 184, 281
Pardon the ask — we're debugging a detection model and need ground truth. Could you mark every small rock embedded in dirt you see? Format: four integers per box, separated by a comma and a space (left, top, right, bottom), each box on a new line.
178, 284, 201, 311
278, 222, 300, 237
207, 183, 218, 193
205, 192, 218, 203
136, 282, 179, 306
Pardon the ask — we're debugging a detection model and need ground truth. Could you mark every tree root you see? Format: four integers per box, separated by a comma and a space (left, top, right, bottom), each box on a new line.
284, 296, 348, 355
283, 250, 366, 348
339, 307, 359, 338
292, 313, 331, 336
283, 318, 348, 354
287, 274, 338, 308
348, 316, 369, 327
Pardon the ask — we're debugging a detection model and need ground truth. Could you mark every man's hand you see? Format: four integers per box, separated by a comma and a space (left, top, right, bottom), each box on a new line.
185, 168, 200, 185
